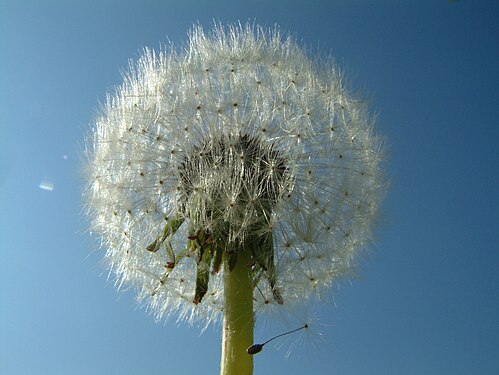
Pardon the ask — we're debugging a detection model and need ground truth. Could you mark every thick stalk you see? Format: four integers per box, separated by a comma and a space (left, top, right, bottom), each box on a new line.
220, 247, 254, 375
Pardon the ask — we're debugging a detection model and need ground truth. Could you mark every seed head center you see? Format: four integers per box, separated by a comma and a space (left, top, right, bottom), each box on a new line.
178, 134, 288, 239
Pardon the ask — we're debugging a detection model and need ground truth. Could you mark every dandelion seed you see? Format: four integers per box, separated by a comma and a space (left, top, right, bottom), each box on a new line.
247, 324, 309, 355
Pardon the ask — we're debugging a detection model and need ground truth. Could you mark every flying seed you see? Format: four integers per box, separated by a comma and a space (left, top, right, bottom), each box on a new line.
247, 324, 308, 355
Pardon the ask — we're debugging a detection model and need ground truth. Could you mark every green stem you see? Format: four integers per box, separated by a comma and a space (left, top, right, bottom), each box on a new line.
220, 247, 254, 375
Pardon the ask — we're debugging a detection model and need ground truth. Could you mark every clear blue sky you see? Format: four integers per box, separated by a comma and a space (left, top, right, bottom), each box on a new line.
1, 1, 498, 374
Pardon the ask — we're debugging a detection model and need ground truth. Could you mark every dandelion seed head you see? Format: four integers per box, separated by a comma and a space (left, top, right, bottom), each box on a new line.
84, 22, 386, 325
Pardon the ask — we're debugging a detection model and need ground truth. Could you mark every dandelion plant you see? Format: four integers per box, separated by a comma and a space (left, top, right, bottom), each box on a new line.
84, 22, 385, 375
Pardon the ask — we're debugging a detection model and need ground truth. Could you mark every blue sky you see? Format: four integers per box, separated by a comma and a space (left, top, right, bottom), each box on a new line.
1, 1, 498, 374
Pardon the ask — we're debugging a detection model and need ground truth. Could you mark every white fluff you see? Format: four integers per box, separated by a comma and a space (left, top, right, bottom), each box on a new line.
83, 23, 386, 326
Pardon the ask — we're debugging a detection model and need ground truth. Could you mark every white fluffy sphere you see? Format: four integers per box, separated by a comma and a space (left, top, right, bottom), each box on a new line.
84, 23, 385, 325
